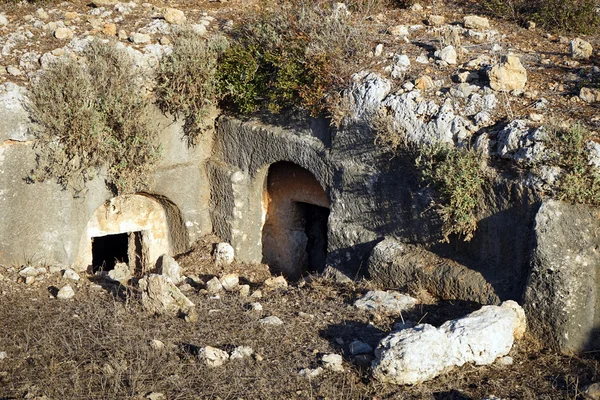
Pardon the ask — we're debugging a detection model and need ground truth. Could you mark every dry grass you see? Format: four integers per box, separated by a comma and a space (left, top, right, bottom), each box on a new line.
1, 240, 599, 400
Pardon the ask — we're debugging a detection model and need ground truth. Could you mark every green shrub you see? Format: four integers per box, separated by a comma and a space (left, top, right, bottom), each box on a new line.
545, 124, 600, 205
416, 146, 487, 242
28, 39, 161, 195
156, 32, 228, 144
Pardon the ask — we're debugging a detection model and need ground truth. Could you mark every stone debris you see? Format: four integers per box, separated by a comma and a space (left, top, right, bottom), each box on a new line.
571, 38, 593, 60
56, 285, 75, 300
138, 274, 195, 317
163, 7, 186, 25
239, 284, 250, 297
349, 340, 374, 356
146, 393, 165, 400
428, 15, 445, 26
230, 346, 254, 360
389, 25, 409, 37
259, 316, 283, 326
299, 367, 323, 378
149, 339, 165, 351
436, 45, 457, 65
488, 55, 527, 92
62, 269, 80, 281
580, 87, 600, 103
107, 262, 132, 284
54, 27, 74, 40
156, 254, 182, 284
198, 346, 229, 367
0, 14, 8, 27
130, 32, 151, 44
264, 276, 288, 290
206, 277, 224, 294
220, 273, 239, 291
0, 351, 7, 360
250, 302, 263, 311
322, 353, 344, 372
214, 242, 235, 266
464, 15, 490, 30
354, 290, 417, 314
372, 301, 526, 385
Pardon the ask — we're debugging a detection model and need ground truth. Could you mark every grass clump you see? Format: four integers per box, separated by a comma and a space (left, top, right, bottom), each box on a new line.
482, 0, 600, 34
156, 32, 228, 144
216, 0, 370, 116
545, 124, 600, 205
28, 39, 161, 195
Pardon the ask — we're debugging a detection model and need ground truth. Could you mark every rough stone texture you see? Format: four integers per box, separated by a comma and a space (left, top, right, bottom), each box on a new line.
138, 274, 195, 316
437, 45, 457, 64
56, 285, 75, 299
571, 38, 593, 60
373, 301, 526, 385
489, 55, 527, 92
368, 239, 500, 305
220, 273, 239, 291
464, 15, 490, 30
322, 353, 344, 372
581, 87, 600, 103
198, 346, 229, 367
523, 200, 600, 353
214, 242, 234, 266
163, 8, 186, 25
0, 83, 32, 142
156, 254, 182, 284
354, 290, 417, 314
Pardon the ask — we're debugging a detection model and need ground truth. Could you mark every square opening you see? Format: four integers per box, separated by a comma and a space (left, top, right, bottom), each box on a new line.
92, 233, 129, 273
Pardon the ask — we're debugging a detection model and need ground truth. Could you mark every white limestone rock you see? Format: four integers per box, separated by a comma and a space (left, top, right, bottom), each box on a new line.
230, 346, 254, 360
220, 273, 239, 291
56, 285, 75, 299
214, 242, 234, 266
264, 276, 288, 289
464, 15, 490, 30
206, 277, 223, 294
0, 83, 33, 142
259, 316, 283, 326
354, 290, 417, 314
322, 353, 344, 372
107, 262, 132, 284
571, 38, 593, 60
138, 274, 195, 316
346, 71, 392, 120
62, 269, 80, 281
436, 45, 457, 65
156, 254, 182, 284
198, 346, 229, 367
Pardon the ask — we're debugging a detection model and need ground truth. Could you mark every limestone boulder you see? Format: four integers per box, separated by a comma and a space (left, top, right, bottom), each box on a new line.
488, 55, 527, 92
580, 87, 600, 103
571, 38, 593, 60
214, 242, 234, 266
163, 8, 186, 25
139, 274, 195, 316
107, 262, 132, 284
354, 290, 417, 314
464, 15, 490, 30
156, 254, 182, 284
198, 346, 229, 367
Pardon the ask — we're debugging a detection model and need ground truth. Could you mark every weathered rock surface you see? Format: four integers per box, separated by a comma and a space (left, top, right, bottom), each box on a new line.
198, 346, 229, 367
367, 238, 500, 305
580, 87, 600, 103
354, 290, 417, 314
372, 301, 526, 385
156, 254, 182, 284
259, 316, 283, 326
322, 353, 344, 372
139, 274, 195, 316
220, 273, 239, 291
464, 15, 490, 30
488, 55, 527, 92
0, 83, 32, 142
107, 262, 132, 284
56, 285, 75, 299
214, 242, 234, 266
523, 200, 600, 353
571, 38, 593, 60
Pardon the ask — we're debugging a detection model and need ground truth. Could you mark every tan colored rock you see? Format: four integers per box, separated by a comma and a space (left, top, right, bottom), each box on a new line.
415, 75, 435, 90
388, 25, 409, 36
580, 87, 600, 103
464, 15, 490, 30
92, 0, 118, 6
427, 15, 445, 26
54, 27, 74, 40
139, 274, 195, 316
163, 7, 186, 25
64, 12, 78, 20
488, 55, 527, 92
103, 23, 117, 36
571, 38, 593, 60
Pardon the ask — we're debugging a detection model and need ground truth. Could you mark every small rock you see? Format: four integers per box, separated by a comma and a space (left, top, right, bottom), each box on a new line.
6, 66, 21, 76
56, 285, 75, 299
19, 266, 40, 278
54, 28, 74, 40
62, 269, 80, 281
374, 43, 384, 57
138, 274, 195, 317
250, 302, 263, 311
389, 25, 409, 36
206, 277, 224, 294
526, 20, 536, 30
496, 356, 513, 365
580, 87, 600, 103
264, 276, 288, 289
428, 15, 445, 26
118, 30, 128, 40
415, 54, 429, 64
92, 0, 118, 6
250, 289, 262, 298
322, 353, 344, 372
220, 273, 239, 292
230, 346, 254, 359
415, 75, 435, 90
464, 15, 490, 30
354, 290, 417, 314
410, 3, 423, 11
488, 55, 527, 92
149, 339, 165, 351
0, 351, 6, 360
156, 254, 182, 284
146, 393, 165, 400
571, 38, 593, 60
437, 45, 457, 65
191, 24, 207, 36
64, 12, 78, 20
214, 242, 234, 266
107, 262, 132, 284
0, 14, 8, 27
159, 36, 171, 45
163, 7, 186, 25
198, 346, 229, 367
239, 284, 250, 297
130, 32, 151, 44
349, 340, 373, 356
103, 23, 117, 36
259, 316, 283, 326
299, 367, 323, 378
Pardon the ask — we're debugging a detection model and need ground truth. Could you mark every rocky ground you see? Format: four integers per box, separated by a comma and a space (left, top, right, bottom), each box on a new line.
0, 235, 599, 400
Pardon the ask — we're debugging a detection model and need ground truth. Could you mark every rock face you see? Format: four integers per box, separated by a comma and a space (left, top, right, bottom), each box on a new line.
488, 55, 527, 92
367, 238, 500, 305
523, 200, 600, 353
372, 301, 526, 385
138, 274, 195, 316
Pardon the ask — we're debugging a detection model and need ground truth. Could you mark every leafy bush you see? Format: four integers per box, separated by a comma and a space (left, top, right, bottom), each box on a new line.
416, 146, 487, 242
545, 124, 600, 205
156, 32, 228, 144
28, 39, 161, 195
216, 0, 370, 116
482, 0, 600, 34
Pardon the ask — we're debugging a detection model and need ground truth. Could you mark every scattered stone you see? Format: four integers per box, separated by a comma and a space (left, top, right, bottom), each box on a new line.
156, 254, 182, 284
92, 0, 118, 6
0, 351, 6, 360
36, 8, 49, 20
354, 290, 417, 314
488, 55, 527, 92
571, 38, 593, 60
259, 316, 283, 326
64, 11, 78, 20
159, 36, 171, 45
206, 277, 223, 294
191, 24, 207, 36
149, 339, 165, 351
580, 87, 600, 103
264, 276, 288, 289
6, 66, 22, 76
250, 302, 263, 311
107, 262, 132, 284
103, 23, 117, 36
464, 15, 490, 30
526, 20, 536, 30
354, 354, 375, 368
220, 273, 239, 291
583, 383, 600, 400
130, 32, 151, 44
322, 353, 344, 372
62, 269, 80, 281
198, 346, 229, 367
163, 7, 186, 25
54, 27, 74, 40
372, 301, 526, 385
19, 266, 43, 278
250, 289, 262, 298
0, 14, 7, 27
230, 346, 254, 360
138, 274, 195, 317
239, 284, 250, 297
299, 367, 323, 378
349, 340, 373, 356
374, 43, 383, 57
389, 25, 409, 36
214, 242, 234, 266
436, 45, 457, 64
56, 285, 75, 300
410, 3, 423, 11
146, 393, 165, 400
118, 29, 128, 40
427, 15, 445, 26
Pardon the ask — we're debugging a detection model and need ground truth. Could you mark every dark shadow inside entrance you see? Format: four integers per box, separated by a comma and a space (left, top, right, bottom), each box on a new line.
91, 231, 145, 274
298, 202, 329, 274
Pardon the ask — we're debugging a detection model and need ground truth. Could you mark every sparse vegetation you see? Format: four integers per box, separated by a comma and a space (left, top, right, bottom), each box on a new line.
28, 39, 161, 195
482, 0, 600, 34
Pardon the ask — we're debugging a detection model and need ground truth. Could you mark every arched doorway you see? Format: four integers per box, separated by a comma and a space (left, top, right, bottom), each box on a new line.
261, 162, 330, 279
